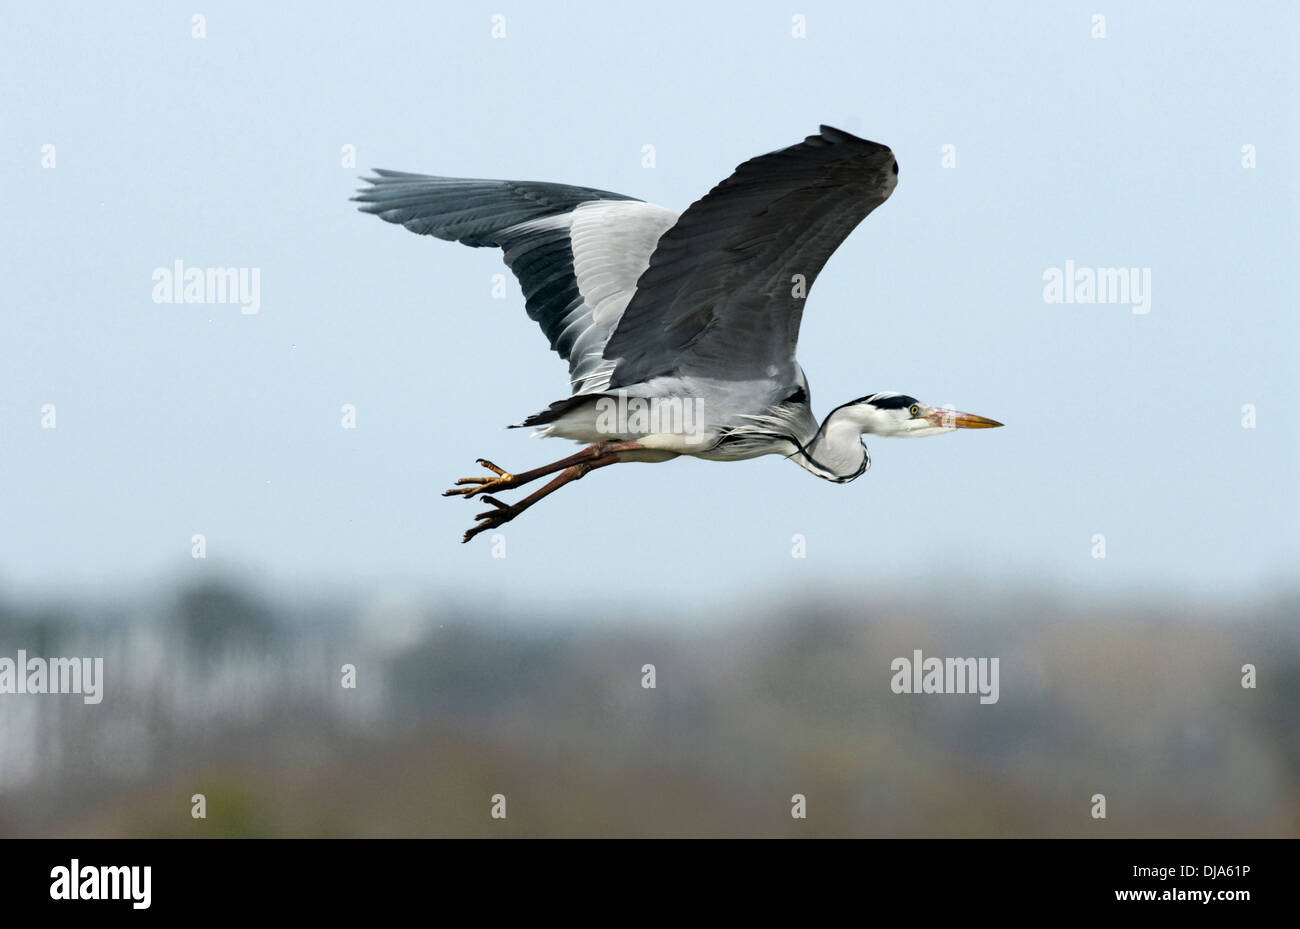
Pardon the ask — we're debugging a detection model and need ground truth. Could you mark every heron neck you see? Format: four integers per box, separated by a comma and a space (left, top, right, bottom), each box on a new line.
799, 410, 870, 483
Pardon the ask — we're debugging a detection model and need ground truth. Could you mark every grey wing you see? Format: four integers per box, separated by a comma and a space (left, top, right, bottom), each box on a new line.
354, 172, 677, 393
602, 125, 898, 388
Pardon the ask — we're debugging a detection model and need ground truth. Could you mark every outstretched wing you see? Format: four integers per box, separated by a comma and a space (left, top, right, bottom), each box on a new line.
602, 125, 897, 388
354, 172, 677, 393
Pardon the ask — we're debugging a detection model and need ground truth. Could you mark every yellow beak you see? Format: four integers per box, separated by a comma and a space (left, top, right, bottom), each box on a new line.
927, 408, 1004, 429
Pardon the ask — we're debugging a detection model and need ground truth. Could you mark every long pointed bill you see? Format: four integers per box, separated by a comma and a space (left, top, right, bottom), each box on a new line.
927, 408, 1004, 429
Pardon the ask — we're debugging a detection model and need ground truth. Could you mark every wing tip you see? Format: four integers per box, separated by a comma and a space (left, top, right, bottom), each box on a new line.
815, 124, 893, 157
351, 169, 435, 207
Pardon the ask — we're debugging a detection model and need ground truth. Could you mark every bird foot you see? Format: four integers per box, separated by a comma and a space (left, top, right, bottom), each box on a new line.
461, 495, 519, 544
443, 458, 517, 499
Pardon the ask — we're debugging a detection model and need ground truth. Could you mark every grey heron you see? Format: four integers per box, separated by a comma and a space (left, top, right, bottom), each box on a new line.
355, 125, 1002, 543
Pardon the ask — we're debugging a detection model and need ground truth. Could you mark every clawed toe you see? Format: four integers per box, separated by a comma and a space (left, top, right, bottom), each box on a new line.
462, 500, 517, 543
446, 443, 622, 543
443, 459, 517, 498
447, 460, 522, 542
475, 496, 507, 512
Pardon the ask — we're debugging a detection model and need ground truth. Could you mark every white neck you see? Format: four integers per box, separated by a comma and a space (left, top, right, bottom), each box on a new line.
795, 405, 872, 483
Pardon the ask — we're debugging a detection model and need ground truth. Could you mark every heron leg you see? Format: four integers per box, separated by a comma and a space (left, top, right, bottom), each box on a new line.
460, 448, 628, 544
444, 441, 622, 499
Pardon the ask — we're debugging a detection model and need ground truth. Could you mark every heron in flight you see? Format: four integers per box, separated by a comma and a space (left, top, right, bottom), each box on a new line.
356, 125, 1002, 543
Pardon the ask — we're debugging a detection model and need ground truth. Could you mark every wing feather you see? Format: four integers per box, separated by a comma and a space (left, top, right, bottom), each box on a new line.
602, 125, 898, 387
354, 173, 675, 393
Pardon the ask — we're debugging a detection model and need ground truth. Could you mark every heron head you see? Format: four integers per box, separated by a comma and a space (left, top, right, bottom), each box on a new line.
845, 392, 1003, 437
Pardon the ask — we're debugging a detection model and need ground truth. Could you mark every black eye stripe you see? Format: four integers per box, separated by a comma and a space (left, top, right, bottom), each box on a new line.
857, 393, 917, 410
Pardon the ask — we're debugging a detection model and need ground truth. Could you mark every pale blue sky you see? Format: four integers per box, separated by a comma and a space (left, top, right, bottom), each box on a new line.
2, 1, 1296, 612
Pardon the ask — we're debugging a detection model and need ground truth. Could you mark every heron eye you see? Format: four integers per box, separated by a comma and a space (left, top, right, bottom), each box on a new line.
909, 404, 920, 416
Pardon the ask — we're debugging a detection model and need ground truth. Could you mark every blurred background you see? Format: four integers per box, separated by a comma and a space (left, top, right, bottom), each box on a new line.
1, 2, 1296, 836
1, 582, 1297, 836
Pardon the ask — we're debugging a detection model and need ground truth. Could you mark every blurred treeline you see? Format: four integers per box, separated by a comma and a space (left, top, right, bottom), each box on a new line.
0, 580, 1296, 837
